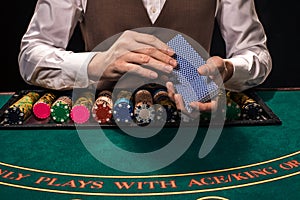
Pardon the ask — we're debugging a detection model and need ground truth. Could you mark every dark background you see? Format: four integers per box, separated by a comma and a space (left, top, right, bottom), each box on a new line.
1, 1, 299, 92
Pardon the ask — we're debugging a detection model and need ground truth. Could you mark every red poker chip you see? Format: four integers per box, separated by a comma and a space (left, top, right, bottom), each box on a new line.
33, 102, 51, 119
92, 103, 113, 124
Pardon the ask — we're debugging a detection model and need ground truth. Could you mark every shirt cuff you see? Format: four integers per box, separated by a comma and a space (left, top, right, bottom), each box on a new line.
61, 52, 98, 89
224, 56, 253, 92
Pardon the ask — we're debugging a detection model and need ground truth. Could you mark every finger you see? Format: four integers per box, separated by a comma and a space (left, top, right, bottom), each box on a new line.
120, 52, 174, 74
112, 56, 159, 79
133, 32, 176, 56
125, 63, 158, 79
197, 63, 218, 77
190, 100, 218, 112
174, 93, 187, 112
159, 74, 170, 83
197, 57, 225, 77
135, 47, 177, 67
174, 94, 201, 118
166, 81, 176, 101
118, 31, 178, 69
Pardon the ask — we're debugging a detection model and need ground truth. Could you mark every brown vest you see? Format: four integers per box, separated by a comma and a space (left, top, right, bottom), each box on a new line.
80, 0, 216, 52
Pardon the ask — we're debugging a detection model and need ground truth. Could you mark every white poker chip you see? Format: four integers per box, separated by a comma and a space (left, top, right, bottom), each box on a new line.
134, 103, 155, 124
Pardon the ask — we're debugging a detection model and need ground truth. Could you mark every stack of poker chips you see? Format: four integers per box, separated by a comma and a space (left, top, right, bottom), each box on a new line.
112, 90, 134, 123
199, 111, 211, 121
227, 91, 263, 120
133, 89, 155, 126
33, 92, 57, 119
70, 91, 94, 124
92, 90, 113, 124
3, 91, 40, 125
50, 95, 72, 123
152, 88, 179, 123
199, 93, 242, 122
225, 93, 242, 121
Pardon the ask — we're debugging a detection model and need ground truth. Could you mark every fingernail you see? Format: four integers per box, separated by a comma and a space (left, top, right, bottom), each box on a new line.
198, 67, 207, 75
170, 59, 177, 67
164, 65, 173, 73
167, 48, 175, 55
150, 72, 158, 79
190, 102, 197, 107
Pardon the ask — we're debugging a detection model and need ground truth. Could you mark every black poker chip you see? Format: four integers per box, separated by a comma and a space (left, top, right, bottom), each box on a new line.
3, 107, 24, 125
241, 102, 263, 120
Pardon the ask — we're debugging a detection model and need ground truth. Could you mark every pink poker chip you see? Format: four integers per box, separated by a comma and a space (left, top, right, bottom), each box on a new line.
33, 102, 51, 119
70, 105, 90, 124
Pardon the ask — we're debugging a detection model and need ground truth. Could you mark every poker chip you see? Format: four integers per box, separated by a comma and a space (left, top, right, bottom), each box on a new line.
242, 102, 264, 120
200, 112, 211, 122
133, 89, 155, 125
116, 90, 133, 100
92, 90, 113, 124
227, 91, 263, 120
153, 89, 179, 123
4, 106, 25, 125
70, 92, 94, 124
134, 89, 153, 104
92, 102, 113, 124
225, 97, 242, 121
50, 96, 72, 123
154, 104, 180, 123
4, 91, 40, 125
134, 102, 155, 125
71, 105, 90, 124
33, 92, 56, 119
113, 98, 134, 123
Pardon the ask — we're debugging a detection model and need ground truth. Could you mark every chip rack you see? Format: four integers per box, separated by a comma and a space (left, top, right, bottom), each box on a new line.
0, 87, 282, 129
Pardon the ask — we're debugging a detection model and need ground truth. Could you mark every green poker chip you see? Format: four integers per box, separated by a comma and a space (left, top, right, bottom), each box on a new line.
226, 98, 242, 121
50, 102, 71, 123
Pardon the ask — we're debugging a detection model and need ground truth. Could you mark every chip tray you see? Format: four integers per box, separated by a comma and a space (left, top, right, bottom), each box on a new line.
0, 89, 282, 129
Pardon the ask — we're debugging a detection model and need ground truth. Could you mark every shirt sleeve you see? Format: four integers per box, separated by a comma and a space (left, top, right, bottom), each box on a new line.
18, 0, 95, 90
216, 0, 272, 92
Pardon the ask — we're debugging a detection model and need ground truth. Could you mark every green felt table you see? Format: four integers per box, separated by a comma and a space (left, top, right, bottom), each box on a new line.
0, 89, 299, 200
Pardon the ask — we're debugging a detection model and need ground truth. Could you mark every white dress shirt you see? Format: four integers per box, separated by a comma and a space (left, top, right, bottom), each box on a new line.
19, 0, 272, 91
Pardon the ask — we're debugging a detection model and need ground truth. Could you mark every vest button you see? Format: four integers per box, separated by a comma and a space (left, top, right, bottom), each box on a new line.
150, 6, 157, 14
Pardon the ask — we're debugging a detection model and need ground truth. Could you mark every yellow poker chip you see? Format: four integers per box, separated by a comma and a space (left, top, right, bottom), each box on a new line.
4, 91, 40, 125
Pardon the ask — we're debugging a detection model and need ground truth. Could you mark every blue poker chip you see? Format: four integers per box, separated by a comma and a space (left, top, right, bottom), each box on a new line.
113, 98, 134, 123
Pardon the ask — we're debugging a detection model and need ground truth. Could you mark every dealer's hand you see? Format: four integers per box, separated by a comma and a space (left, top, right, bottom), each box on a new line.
198, 56, 233, 86
166, 82, 218, 118
166, 56, 232, 117
87, 30, 177, 83
188, 56, 233, 112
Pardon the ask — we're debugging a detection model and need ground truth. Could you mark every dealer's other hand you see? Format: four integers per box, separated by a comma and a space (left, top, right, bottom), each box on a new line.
166, 56, 233, 117
166, 82, 218, 119
87, 30, 178, 84
198, 56, 233, 85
